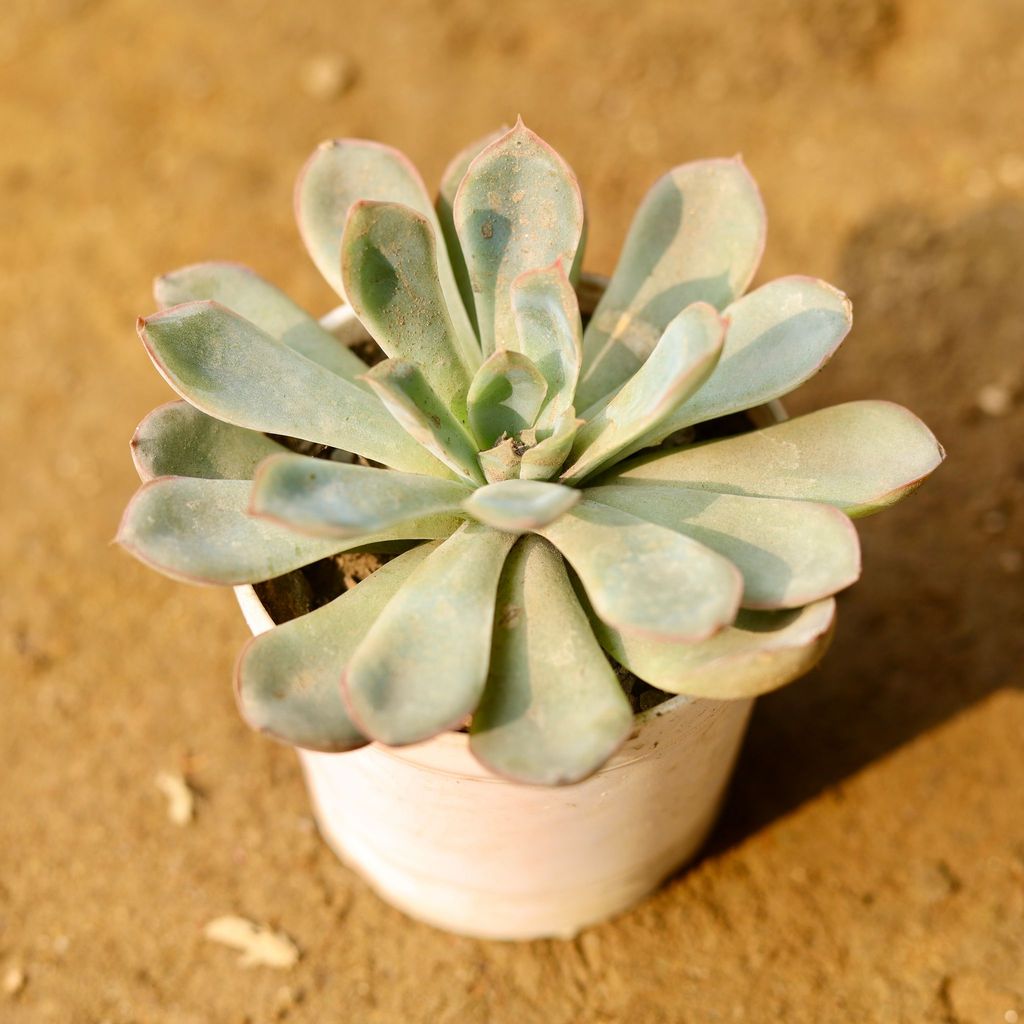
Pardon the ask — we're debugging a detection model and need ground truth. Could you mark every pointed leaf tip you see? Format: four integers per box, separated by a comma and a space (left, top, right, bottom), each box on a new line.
454, 124, 584, 357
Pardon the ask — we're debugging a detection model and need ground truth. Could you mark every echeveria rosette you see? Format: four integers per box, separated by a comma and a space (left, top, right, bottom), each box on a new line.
118, 121, 944, 786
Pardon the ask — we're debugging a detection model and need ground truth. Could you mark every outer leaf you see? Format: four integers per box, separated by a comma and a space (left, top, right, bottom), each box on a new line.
589, 596, 836, 700
470, 536, 632, 784
463, 479, 580, 533
509, 262, 582, 432
624, 276, 852, 456
609, 401, 945, 518
235, 545, 435, 752
250, 455, 471, 538
131, 401, 283, 481
154, 261, 369, 381
535, 500, 742, 642
341, 201, 480, 412
562, 302, 725, 483
453, 121, 585, 356
467, 350, 548, 448
362, 360, 484, 486
577, 158, 766, 409
343, 524, 517, 745
585, 484, 860, 609
519, 407, 580, 481
437, 126, 509, 335
139, 302, 447, 477
294, 139, 476, 353
117, 477, 459, 585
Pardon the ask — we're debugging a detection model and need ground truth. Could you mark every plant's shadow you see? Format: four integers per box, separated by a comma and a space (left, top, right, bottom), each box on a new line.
698, 199, 1024, 856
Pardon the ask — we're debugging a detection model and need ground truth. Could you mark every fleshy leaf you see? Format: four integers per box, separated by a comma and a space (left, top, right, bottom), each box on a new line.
479, 436, 522, 483
154, 262, 369, 382
624, 276, 852, 456
562, 302, 725, 483
453, 121, 585, 356
463, 479, 580, 533
139, 302, 447, 477
131, 401, 283, 481
117, 477, 459, 585
437, 127, 509, 335
362, 359, 484, 485
470, 536, 632, 784
576, 158, 766, 410
236, 545, 435, 752
343, 524, 516, 745
294, 140, 474, 349
609, 401, 945, 518
341, 200, 480, 412
519, 408, 580, 481
589, 597, 836, 700
585, 484, 860, 609
508, 262, 582, 432
467, 350, 548, 448
535, 500, 742, 642
250, 455, 471, 538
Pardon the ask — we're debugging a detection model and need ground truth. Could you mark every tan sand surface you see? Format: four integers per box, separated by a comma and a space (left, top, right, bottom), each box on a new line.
2, 1, 1022, 1020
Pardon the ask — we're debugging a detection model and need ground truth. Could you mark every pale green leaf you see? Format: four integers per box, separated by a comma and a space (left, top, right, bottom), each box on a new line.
362, 359, 484, 485
453, 121, 584, 356
585, 484, 860, 609
536, 500, 742, 642
154, 261, 369, 381
624, 276, 852, 456
250, 455, 471, 538
236, 545, 435, 752
343, 524, 516, 744
467, 349, 548, 448
463, 479, 580, 533
437, 127, 509, 335
478, 436, 522, 483
117, 477, 459, 585
470, 536, 632, 784
341, 200, 480, 412
590, 597, 836, 700
138, 301, 447, 477
577, 158, 765, 409
519, 407, 580, 481
295, 140, 475, 353
609, 401, 945, 517
508, 262, 582, 432
562, 302, 724, 483
131, 401, 284, 481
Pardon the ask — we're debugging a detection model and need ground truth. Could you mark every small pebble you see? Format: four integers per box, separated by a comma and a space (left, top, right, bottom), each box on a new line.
156, 771, 195, 826
2, 965, 26, 996
977, 384, 1013, 417
300, 55, 355, 100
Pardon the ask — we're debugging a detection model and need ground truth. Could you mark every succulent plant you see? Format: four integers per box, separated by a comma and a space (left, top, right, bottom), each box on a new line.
119, 121, 943, 785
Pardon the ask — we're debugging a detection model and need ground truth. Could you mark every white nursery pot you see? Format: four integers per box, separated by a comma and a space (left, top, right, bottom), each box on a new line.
233, 280, 779, 941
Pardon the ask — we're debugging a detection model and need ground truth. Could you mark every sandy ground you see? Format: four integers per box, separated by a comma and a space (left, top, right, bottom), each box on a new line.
2, 0, 1023, 1020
